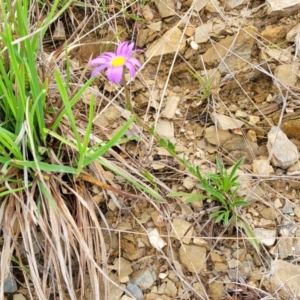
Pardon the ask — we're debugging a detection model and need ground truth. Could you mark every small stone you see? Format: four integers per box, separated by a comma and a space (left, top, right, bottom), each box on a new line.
151, 211, 167, 228
148, 228, 167, 251
131, 268, 157, 290
225, 0, 245, 9
261, 25, 289, 43
141, 4, 153, 20
209, 281, 224, 300
235, 110, 248, 118
3, 274, 17, 293
164, 279, 177, 297
154, 0, 175, 18
286, 23, 300, 42
287, 161, 300, 175
179, 244, 207, 273
194, 22, 213, 43
13, 295, 26, 300
282, 199, 294, 214
185, 26, 195, 36
210, 112, 244, 130
210, 251, 223, 262
267, 126, 299, 169
264, 259, 300, 298
260, 207, 279, 220
147, 21, 162, 32
252, 159, 274, 176
114, 258, 133, 279
294, 207, 300, 218
193, 0, 209, 12
127, 283, 143, 300
227, 258, 240, 268
182, 177, 198, 190
254, 228, 276, 246
204, 126, 233, 146
214, 262, 228, 271
273, 63, 299, 89
171, 218, 194, 244
145, 28, 185, 58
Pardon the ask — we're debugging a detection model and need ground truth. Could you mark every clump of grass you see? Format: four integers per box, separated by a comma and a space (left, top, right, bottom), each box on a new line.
0, 0, 163, 299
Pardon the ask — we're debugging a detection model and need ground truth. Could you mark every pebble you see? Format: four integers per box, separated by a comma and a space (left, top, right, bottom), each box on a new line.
127, 283, 143, 300
131, 267, 157, 290
3, 274, 17, 293
179, 244, 207, 273
282, 199, 294, 215
254, 228, 276, 246
267, 126, 299, 169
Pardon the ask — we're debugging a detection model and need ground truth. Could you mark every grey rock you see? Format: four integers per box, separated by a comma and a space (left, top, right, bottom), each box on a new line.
3, 274, 17, 293
267, 126, 299, 169
131, 267, 157, 290
126, 283, 143, 300
282, 199, 294, 214
254, 228, 276, 246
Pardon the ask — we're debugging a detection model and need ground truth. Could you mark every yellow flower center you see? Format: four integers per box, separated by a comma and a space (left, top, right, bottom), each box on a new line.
111, 56, 126, 67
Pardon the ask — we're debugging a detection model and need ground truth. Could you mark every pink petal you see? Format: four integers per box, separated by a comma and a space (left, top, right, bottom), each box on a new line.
125, 62, 138, 77
90, 64, 108, 77
106, 66, 123, 83
127, 57, 141, 68
88, 52, 115, 66
116, 41, 134, 57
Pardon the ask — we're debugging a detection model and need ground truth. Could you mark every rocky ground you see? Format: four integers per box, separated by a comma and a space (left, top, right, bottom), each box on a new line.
6, 0, 300, 299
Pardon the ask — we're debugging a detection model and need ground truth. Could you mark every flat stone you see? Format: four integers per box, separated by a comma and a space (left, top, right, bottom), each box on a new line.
164, 279, 177, 297
222, 136, 258, 162
114, 257, 133, 279
208, 281, 224, 300
203, 26, 256, 74
286, 23, 300, 42
204, 126, 233, 146
147, 21, 162, 32
179, 244, 207, 273
254, 228, 276, 246
192, 0, 209, 12
126, 283, 143, 300
131, 268, 157, 290
267, 126, 299, 168
141, 4, 154, 20
145, 28, 185, 58
264, 259, 300, 298
260, 207, 279, 220
151, 211, 167, 228
261, 25, 289, 43
194, 22, 213, 44
210, 112, 244, 130
266, 0, 300, 14
171, 218, 194, 244
225, 0, 246, 9
287, 161, 300, 175
273, 64, 299, 89
161, 96, 180, 119
252, 159, 274, 176
282, 199, 294, 214
154, 0, 175, 18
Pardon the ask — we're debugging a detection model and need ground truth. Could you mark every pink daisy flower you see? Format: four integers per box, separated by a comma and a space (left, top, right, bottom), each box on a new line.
88, 41, 141, 84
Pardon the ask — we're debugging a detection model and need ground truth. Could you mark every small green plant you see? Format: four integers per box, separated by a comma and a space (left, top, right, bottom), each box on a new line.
168, 157, 249, 225
189, 69, 212, 101
168, 157, 259, 249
